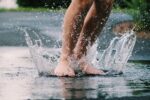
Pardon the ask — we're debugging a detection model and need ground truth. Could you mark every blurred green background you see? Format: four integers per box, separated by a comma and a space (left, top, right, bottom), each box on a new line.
0, 0, 149, 31
17, 0, 71, 8
16, 0, 149, 31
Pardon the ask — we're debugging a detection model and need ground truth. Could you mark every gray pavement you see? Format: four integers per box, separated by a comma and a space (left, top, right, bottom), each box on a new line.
0, 12, 149, 60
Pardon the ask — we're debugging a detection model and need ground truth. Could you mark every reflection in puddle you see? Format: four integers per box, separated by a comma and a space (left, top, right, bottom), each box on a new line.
0, 47, 149, 99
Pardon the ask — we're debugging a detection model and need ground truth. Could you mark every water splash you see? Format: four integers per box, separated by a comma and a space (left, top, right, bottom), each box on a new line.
22, 28, 60, 75
95, 30, 136, 74
23, 28, 136, 76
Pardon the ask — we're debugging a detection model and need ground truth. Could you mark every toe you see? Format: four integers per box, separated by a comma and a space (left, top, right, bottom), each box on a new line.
67, 70, 75, 77
98, 70, 105, 75
55, 71, 63, 76
69, 72, 75, 77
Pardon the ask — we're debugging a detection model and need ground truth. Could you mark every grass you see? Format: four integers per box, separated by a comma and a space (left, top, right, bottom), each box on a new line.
0, 7, 139, 13
0, 7, 66, 12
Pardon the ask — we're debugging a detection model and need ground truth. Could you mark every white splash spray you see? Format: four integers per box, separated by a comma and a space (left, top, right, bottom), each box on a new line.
23, 28, 136, 76
94, 30, 136, 73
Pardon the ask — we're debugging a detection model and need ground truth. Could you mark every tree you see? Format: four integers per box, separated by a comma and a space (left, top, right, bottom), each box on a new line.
140, 0, 150, 31
17, 0, 71, 8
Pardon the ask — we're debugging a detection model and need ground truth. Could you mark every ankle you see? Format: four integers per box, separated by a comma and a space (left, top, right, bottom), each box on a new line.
59, 54, 72, 61
78, 57, 89, 70
73, 51, 83, 61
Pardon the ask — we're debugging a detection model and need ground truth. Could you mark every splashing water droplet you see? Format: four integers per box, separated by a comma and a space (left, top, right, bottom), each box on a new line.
23, 28, 136, 76
93, 30, 136, 74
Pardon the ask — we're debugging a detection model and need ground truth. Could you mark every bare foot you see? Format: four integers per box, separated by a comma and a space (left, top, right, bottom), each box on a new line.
79, 59, 105, 75
54, 60, 75, 77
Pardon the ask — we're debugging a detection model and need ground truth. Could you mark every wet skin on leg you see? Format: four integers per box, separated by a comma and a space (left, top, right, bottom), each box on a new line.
74, 0, 114, 75
54, 0, 93, 76
54, 0, 114, 76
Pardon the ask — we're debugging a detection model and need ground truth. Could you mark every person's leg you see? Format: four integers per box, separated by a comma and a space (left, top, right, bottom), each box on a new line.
54, 0, 93, 76
74, 0, 114, 74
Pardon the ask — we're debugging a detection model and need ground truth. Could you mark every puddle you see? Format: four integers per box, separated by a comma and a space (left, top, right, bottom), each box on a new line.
0, 47, 149, 99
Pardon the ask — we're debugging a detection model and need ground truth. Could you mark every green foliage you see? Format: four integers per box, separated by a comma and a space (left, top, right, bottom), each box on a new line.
17, 0, 149, 31
125, 0, 150, 31
114, 0, 144, 9
123, 0, 144, 9
114, 0, 150, 31
0, 7, 66, 12
139, 0, 150, 31
17, 0, 71, 9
